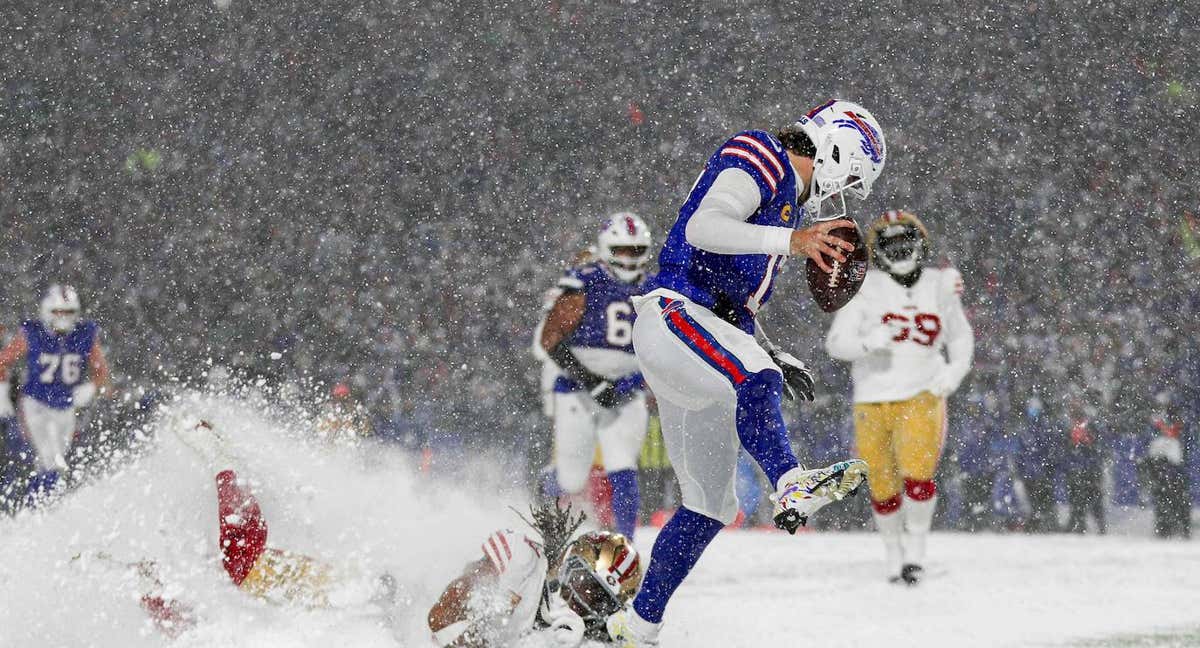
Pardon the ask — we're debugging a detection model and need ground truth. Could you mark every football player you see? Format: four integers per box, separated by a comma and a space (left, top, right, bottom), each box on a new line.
825, 210, 974, 585
172, 420, 395, 609
609, 100, 884, 645
428, 503, 642, 647
539, 214, 654, 539
0, 285, 111, 501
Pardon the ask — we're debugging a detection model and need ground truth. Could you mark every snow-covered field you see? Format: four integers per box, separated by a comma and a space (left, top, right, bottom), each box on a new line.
1, 392, 1196, 648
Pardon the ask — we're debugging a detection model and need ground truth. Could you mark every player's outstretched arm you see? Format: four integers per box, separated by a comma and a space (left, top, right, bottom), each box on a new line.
428, 557, 505, 647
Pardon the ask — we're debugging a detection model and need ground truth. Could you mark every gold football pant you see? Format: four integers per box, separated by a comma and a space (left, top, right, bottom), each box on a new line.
853, 391, 946, 508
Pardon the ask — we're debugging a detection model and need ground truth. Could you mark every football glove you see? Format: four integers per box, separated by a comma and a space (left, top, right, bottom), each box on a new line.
767, 349, 815, 402
591, 373, 644, 409
72, 382, 97, 409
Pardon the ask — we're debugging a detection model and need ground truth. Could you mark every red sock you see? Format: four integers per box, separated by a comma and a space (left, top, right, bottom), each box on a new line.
904, 479, 937, 501
216, 470, 269, 586
872, 494, 902, 515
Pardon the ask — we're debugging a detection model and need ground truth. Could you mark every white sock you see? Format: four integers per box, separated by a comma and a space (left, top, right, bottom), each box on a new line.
901, 495, 937, 565
873, 507, 904, 577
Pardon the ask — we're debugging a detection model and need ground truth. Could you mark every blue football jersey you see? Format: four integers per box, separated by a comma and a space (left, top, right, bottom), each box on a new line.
558, 262, 652, 352
655, 129, 803, 333
21, 319, 99, 409
553, 262, 651, 390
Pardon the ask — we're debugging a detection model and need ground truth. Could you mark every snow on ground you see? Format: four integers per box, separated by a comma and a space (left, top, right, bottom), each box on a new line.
639, 529, 1200, 648
1, 391, 1197, 648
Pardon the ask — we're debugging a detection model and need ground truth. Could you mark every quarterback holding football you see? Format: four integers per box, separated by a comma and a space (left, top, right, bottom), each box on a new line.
825, 210, 974, 585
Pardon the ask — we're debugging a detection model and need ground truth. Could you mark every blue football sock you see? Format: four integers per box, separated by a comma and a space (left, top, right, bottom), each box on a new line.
735, 370, 799, 487
26, 470, 59, 505
632, 506, 724, 623
608, 469, 640, 538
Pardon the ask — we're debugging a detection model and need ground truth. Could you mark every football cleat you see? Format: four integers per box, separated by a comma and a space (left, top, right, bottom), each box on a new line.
606, 606, 661, 647
893, 563, 924, 586
771, 460, 868, 534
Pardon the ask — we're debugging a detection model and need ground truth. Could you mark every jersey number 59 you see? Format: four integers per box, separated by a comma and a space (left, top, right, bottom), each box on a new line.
881, 312, 942, 346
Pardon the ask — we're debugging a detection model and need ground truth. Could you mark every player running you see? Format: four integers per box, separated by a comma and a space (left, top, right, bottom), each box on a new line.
825, 210, 974, 585
428, 503, 642, 647
608, 100, 885, 644
0, 285, 111, 501
539, 214, 654, 539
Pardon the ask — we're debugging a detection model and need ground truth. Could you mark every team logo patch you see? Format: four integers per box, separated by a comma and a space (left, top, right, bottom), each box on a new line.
781, 204, 792, 223
848, 259, 868, 282
832, 111, 884, 164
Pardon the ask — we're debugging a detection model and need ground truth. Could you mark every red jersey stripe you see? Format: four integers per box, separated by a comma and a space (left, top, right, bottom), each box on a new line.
496, 533, 512, 561
720, 147, 778, 193
486, 537, 506, 572
731, 135, 785, 180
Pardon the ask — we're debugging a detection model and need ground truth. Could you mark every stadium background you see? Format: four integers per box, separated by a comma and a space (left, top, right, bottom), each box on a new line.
1, 2, 1197, 522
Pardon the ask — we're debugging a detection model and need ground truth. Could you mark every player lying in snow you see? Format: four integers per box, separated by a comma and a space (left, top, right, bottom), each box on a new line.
428, 501, 641, 648
80, 421, 399, 637
69, 458, 397, 638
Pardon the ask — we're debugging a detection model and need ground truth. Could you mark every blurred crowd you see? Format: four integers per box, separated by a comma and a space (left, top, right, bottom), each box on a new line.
1, 2, 1195, 528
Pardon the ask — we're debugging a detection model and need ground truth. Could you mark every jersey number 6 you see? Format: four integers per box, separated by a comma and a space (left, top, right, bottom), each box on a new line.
606, 302, 634, 346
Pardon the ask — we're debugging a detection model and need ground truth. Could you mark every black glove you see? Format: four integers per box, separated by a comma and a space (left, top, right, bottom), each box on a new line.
547, 343, 606, 390
767, 348, 815, 402
589, 373, 644, 409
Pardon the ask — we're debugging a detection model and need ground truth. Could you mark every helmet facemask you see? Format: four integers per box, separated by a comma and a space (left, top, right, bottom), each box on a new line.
557, 554, 623, 626
40, 285, 82, 334
597, 212, 652, 283
603, 245, 650, 283
876, 225, 925, 276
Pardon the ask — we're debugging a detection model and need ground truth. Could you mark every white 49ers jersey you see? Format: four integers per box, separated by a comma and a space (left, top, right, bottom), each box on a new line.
825, 267, 974, 403
480, 529, 549, 643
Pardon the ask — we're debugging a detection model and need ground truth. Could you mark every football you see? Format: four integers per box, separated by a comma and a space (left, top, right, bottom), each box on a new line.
806, 221, 869, 312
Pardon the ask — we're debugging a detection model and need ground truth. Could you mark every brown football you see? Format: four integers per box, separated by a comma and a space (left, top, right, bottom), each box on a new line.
806, 221, 869, 312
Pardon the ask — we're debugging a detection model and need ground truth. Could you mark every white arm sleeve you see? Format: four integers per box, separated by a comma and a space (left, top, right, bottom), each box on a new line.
684, 168, 794, 256
939, 273, 975, 390
824, 295, 872, 362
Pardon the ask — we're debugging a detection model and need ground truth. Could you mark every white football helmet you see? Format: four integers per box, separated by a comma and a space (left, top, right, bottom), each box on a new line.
794, 100, 886, 220
597, 212, 652, 283
40, 284, 82, 333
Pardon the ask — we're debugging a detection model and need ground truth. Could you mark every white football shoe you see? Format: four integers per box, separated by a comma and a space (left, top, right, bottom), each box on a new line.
606, 606, 661, 648
771, 459, 869, 534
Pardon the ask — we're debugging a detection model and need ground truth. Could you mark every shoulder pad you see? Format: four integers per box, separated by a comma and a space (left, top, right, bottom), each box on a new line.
482, 530, 544, 575
716, 130, 789, 196
938, 267, 964, 297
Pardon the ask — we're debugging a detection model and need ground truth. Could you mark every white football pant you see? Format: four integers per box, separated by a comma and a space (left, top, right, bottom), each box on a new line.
630, 289, 779, 524
19, 398, 77, 472
553, 390, 648, 493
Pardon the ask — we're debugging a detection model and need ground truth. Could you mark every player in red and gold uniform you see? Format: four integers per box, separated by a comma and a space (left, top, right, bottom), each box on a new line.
825, 210, 973, 585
